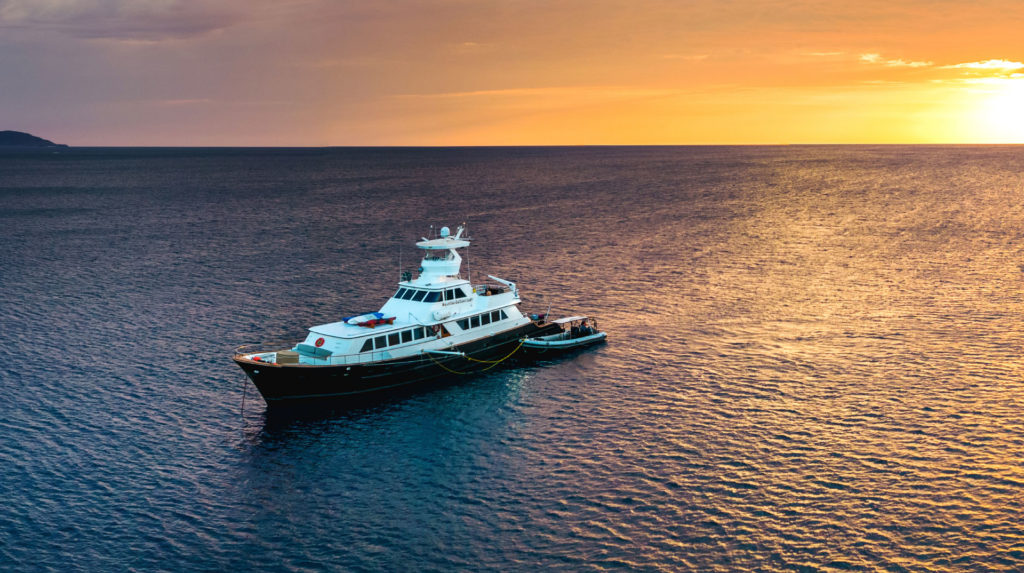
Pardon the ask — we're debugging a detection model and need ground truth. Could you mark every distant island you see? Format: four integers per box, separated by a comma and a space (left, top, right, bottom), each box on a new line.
0, 130, 68, 147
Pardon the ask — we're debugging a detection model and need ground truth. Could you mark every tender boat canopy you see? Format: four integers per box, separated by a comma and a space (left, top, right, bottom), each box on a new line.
552, 316, 589, 324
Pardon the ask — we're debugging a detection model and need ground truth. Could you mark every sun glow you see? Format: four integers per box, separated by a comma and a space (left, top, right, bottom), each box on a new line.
973, 79, 1024, 143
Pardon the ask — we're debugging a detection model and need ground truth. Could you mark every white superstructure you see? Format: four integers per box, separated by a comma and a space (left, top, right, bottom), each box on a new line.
273, 225, 531, 365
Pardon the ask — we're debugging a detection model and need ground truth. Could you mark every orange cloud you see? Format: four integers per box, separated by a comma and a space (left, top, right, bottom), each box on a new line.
943, 59, 1024, 70
860, 53, 933, 68
941, 59, 1024, 79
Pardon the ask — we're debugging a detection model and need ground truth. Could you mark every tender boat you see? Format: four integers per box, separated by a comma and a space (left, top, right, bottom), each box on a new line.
233, 225, 562, 404
521, 316, 607, 354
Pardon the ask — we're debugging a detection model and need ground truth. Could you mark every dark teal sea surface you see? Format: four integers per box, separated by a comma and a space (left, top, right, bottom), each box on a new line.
2, 146, 1024, 571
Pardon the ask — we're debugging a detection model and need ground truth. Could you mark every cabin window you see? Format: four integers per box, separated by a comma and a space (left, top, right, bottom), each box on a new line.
470, 315, 480, 328
374, 335, 387, 349
456, 318, 469, 330
481, 313, 491, 325
413, 327, 425, 340
491, 310, 500, 322
412, 290, 427, 302
400, 289, 416, 300
401, 330, 413, 343
455, 287, 468, 298
423, 291, 441, 303
499, 309, 508, 320
360, 339, 373, 352
388, 333, 400, 346
395, 288, 408, 299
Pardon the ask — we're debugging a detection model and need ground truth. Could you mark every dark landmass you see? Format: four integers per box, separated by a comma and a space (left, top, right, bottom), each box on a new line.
0, 130, 68, 147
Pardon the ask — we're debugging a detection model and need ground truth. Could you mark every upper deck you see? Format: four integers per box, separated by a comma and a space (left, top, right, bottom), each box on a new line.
310, 280, 518, 338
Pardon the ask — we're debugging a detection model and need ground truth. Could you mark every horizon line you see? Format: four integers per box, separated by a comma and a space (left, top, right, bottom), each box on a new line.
9, 142, 1024, 149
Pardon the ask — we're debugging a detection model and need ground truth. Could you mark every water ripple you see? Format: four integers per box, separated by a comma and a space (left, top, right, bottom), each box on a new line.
3, 146, 1024, 571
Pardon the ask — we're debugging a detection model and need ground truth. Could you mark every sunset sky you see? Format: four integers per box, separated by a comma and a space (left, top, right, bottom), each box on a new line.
1, 0, 1022, 146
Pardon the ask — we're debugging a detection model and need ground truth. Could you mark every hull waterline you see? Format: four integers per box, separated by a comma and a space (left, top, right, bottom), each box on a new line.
235, 322, 559, 404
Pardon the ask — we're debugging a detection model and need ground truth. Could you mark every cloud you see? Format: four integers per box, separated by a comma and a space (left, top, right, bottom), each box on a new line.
860, 53, 933, 67
932, 59, 1024, 82
884, 59, 933, 68
861, 55, 1024, 77
394, 86, 682, 100
661, 54, 709, 61
0, 0, 242, 40
942, 59, 1024, 71
154, 98, 213, 106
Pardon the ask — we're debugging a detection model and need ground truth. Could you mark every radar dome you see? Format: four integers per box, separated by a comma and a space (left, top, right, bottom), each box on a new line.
440, 226, 450, 238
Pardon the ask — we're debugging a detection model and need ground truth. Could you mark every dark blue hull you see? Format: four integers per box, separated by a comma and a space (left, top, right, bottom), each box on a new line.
234, 322, 560, 405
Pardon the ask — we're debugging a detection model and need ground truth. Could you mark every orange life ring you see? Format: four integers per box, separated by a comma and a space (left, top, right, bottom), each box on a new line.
315, 337, 325, 347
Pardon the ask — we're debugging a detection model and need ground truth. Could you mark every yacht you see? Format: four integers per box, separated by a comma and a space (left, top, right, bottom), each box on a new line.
233, 225, 560, 404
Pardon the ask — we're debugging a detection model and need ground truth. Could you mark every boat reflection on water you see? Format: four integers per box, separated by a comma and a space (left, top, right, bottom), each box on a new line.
244, 366, 545, 445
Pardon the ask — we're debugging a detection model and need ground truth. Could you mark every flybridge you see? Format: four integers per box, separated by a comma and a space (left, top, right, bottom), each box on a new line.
418, 224, 468, 247
412, 225, 470, 284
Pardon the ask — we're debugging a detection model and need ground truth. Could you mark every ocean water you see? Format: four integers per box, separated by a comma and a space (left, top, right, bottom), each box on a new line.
2, 145, 1024, 571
